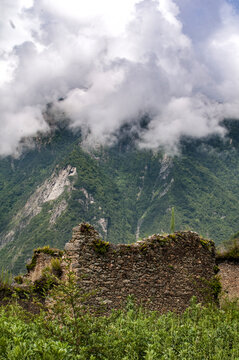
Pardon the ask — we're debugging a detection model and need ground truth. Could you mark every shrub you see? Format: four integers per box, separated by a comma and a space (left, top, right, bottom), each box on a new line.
45, 261, 95, 352
14, 275, 23, 284
0, 268, 13, 288
92, 238, 109, 254
51, 258, 63, 278
209, 275, 222, 300
216, 241, 239, 261
170, 206, 175, 233
3, 295, 239, 358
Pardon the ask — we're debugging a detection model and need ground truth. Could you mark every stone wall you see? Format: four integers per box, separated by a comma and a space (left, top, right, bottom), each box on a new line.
217, 260, 239, 300
64, 223, 218, 313
25, 247, 63, 282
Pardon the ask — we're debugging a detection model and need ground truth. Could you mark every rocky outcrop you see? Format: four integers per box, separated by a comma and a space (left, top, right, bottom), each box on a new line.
17, 165, 77, 222
1, 165, 77, 247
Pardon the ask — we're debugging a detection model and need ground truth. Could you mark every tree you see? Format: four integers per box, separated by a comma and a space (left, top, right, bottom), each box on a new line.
170, 207, 175, 233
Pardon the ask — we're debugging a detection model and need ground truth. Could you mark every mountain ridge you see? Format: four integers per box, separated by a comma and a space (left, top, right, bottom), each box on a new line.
1, 120, 239, 273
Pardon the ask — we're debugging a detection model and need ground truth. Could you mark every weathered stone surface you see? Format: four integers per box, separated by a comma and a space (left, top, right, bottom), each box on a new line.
217, 260, 239, 300
26, 253, 53, 282
63, 223, 217, 313
64, 243, 78, 251
25, 248, 63, 282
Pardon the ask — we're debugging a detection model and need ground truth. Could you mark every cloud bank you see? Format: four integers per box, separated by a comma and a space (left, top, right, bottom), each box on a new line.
0, 0, 239, 155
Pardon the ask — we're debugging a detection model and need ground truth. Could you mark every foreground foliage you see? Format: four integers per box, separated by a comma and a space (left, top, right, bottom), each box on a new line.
1, 298, 239, 359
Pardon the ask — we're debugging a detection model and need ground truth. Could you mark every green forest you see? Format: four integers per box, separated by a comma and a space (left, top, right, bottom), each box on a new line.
1, 120, 239, 273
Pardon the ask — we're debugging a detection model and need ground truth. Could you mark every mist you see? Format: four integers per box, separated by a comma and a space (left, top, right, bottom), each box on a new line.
1, 0, 239, 155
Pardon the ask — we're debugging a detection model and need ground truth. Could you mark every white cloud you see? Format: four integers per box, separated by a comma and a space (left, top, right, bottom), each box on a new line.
0, 0, 239, 155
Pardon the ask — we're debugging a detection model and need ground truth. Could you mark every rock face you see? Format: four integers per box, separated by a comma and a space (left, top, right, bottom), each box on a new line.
64, 223, 217, 313
1, 165, 77, 247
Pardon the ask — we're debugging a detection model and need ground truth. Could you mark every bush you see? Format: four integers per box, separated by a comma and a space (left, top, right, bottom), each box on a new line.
2, 299, 239, 359
1, 264, 239, 359
14, 275, 23, 285
92, 238, 109, 254
51, 258, 63, 278
0, 268, 12, 288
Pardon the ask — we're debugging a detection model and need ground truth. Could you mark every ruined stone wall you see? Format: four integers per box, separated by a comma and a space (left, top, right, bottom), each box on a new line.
217, 261, 239, 300
25, 247, 63, 282
64, 223, 218, 313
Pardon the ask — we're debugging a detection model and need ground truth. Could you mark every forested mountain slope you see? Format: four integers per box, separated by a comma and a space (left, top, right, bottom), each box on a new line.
1, 120, 239, 273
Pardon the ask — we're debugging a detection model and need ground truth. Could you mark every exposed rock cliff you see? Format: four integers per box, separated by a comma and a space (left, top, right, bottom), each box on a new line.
1, 165, 77, 247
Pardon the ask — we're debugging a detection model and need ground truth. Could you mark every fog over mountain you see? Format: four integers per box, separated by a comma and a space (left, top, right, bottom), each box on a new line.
1, 0, 239, 155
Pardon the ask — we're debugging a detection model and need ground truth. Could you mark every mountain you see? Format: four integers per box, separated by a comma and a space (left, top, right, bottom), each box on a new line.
1, 119, 239, 273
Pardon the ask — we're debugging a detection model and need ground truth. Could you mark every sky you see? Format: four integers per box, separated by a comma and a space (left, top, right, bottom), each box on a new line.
0, 0, 239, 156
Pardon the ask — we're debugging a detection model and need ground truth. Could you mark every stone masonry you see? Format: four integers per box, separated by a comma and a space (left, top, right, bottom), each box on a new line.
217, 260, 239, 300
64, 223, 218, 313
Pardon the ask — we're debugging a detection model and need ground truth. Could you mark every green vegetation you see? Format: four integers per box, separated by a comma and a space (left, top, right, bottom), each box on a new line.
50, 258, 63, 278
0, 258, 227, 359
170, 206, 175, 233
35, 245, 61, 256
139, 242, 149, 253
92, 238, 110, 255
0, 268, 13, 289
14, 275, 23, 285
199, 237, 214, 252
207, 276, 222, 301
26, 254, 37, 272
26, 246, 63, 273
2, 296, 239, 358
217, 236, 239, 261
2, 120, 239, 272
217, 245, 239, 261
